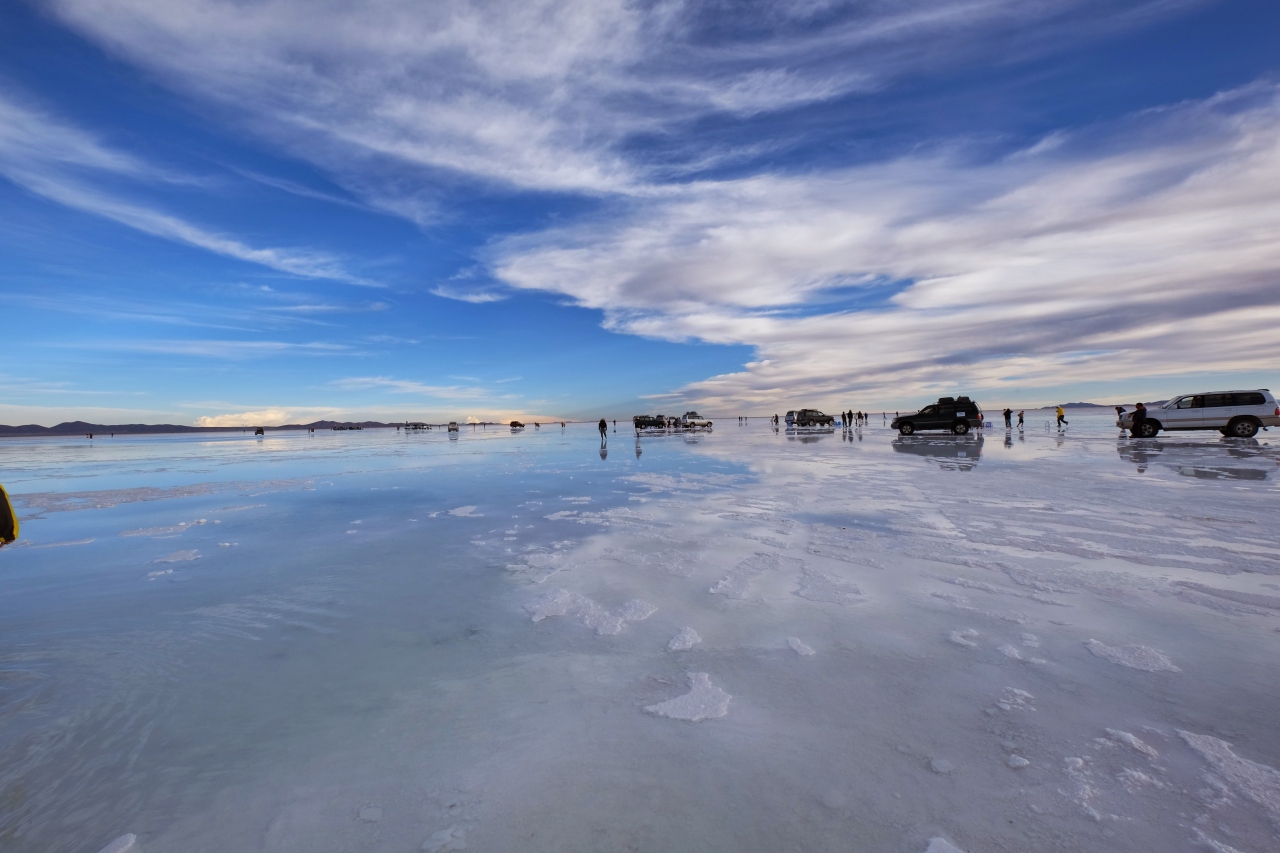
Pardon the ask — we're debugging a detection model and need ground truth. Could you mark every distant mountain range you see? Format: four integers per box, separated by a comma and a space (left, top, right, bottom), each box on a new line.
1058, 402, 1110, 408
0, 420, 399, 437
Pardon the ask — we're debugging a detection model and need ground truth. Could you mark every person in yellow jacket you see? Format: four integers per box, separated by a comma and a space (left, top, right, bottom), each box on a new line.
1056, 405, 1068, 429
0, 484, 18, 547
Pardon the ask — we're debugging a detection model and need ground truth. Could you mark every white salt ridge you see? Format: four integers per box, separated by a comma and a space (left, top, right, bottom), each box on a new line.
29, 538, 96, 548
507, 552, 564, 583
528, 590, 656, 635
1106, 728, 1158, 758
948, 629, 979, 648
422, 824, 467, 852
1006, 755, 1030, 769
1085, 639, 1181, 672
794, 569, 862, 605
668, 627, 701, 651
644, 672, 731, 722
930, 758, 954, 774
448, 506, 479, 517
121, 519, 206, 537
95, 835, 137, 853
709, 553, 794, 599
997, 644, 1023, 660
788, 637, 815, 656
1180, 730, 1280, 825
154, 549, 199, 563
995, 687, 1035, 712
924, 837, 967, 853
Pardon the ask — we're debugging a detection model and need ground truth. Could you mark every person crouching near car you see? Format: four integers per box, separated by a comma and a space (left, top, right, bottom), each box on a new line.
1131, 402, 1147, 436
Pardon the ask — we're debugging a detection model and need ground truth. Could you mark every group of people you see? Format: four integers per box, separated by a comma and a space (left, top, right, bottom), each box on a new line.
843, 411, 869, 427
1001, 408, 1026, 429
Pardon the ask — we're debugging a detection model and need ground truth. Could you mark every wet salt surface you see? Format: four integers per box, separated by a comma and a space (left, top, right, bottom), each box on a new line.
1, 415, 1279, 852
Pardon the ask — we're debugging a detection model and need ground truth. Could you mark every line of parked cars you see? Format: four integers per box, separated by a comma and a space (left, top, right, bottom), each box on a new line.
633, 411, 713, 431
626, 388, 1277, 441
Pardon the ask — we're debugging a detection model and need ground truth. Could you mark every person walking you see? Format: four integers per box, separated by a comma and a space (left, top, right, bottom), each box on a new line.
1003, 408, 1012, 428
1055, 405, 1068, 429
598, 418, 608, 443
1017, 410, 1024, 429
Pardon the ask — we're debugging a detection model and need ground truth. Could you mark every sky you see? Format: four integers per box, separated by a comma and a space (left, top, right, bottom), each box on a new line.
1, 0, 1278, 426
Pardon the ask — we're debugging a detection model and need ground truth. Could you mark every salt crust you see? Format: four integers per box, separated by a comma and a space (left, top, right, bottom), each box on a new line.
95, 836, 136, 853
644, 673, 731, 722
1084, 639, 1180, 672
528, 590, 656, 635
668, 627, 701, 651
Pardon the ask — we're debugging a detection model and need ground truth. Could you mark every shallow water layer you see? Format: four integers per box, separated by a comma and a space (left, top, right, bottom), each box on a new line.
2, 415, 1279, 853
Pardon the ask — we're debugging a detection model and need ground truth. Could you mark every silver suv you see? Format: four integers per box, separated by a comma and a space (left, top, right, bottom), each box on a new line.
1118, 389, 1279, 438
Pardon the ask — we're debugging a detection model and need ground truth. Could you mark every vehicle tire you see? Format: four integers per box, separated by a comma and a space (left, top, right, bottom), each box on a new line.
1134, 421, 1159, 438
898, 422, 914, 435
1226, 418, 1259, 438
952, 422, 969, 435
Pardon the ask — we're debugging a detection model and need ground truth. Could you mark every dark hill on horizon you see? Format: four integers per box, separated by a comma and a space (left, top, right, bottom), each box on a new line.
0, 420, 399, 437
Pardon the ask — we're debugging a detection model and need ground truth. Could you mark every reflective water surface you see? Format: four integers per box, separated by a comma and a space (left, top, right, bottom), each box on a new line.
2, 413, 1279, 853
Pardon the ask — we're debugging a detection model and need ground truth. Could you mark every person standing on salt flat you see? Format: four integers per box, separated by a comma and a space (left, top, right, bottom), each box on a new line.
1056, 405, 1069, 429
1017, 410, 1025, 429
0, 484, 18, 547
1003, 408, 1013, 428
598, 418, 608, 444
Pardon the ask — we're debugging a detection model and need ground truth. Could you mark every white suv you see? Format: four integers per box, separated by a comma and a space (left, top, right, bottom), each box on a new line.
1118, 390, 1280, 438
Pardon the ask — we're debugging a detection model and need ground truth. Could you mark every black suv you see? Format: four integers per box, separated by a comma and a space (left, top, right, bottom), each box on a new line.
892, 397, 984, 435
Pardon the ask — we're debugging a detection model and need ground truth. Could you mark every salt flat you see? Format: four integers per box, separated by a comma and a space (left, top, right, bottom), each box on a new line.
1, 415, 1278, 853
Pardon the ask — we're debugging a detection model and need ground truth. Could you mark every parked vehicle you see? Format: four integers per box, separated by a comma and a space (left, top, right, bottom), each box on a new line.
891, 397, 984, 435
681, 411, 713, 428
1117, 390, 1279, 438
510, 421, 524, 429
786, 409, 835, 427
447, 422, 459, 432
633, 414, 667, 430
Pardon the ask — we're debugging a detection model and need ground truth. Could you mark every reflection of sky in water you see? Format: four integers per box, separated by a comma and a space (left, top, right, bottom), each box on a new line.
2, 419, 1279, 853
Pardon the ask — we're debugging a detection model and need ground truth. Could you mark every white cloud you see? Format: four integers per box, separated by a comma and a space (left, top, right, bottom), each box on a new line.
330, 376, 498, 400
491, 85, 1280, 408
429, 284, 507, 304
80, 340, 355, 358
194, 408, 296, 427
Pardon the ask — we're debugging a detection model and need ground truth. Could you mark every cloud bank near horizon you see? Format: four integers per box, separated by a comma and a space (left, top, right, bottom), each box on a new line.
493, 85, 1280, 406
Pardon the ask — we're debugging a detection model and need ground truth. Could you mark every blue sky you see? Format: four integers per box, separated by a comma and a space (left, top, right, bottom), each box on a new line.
2, 0, 1278, 426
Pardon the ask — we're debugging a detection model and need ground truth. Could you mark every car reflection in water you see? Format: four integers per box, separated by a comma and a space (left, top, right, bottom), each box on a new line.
787, 426, 836, 444
892, 435, 984, 470
1116, 437, 1275, 479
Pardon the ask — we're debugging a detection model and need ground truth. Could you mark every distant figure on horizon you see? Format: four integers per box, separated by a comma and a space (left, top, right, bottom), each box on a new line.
1056, 406, 1068, 429
599, 418, 608, 443
1003, 408, 1012, 428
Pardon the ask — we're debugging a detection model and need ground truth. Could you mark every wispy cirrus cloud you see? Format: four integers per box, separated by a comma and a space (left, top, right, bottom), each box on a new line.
77, 339, 358, 359
329, 376, 498, 399
48, 0, 1206, 196
428, 284, 507, 304
0, 92, 374, 285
